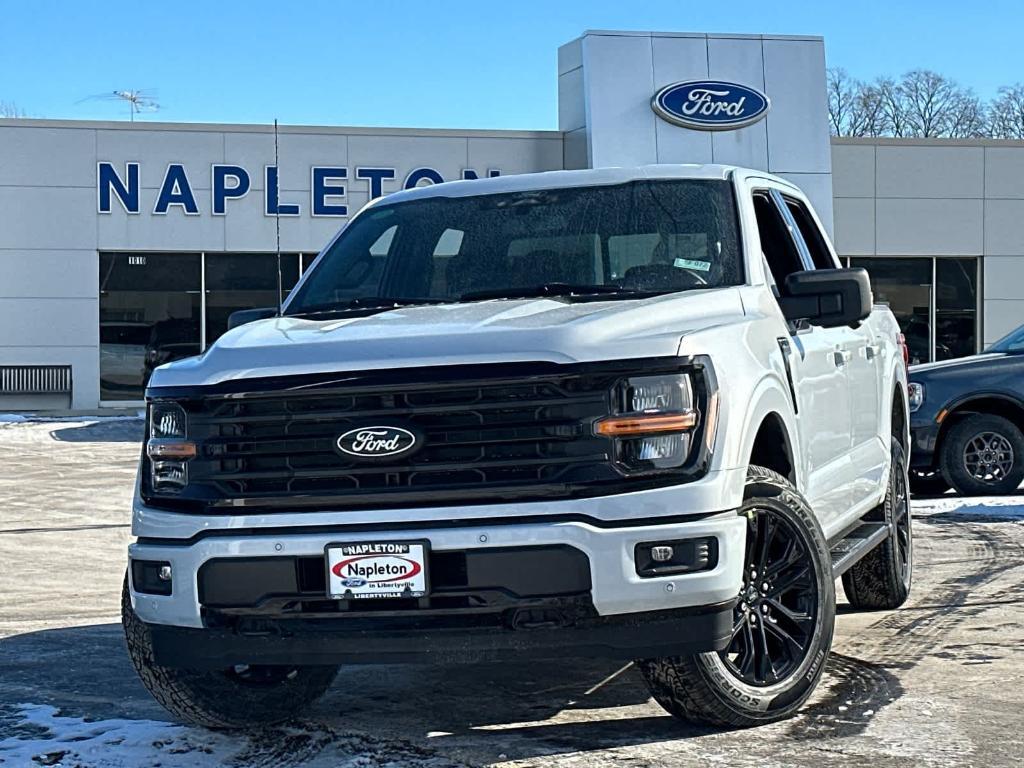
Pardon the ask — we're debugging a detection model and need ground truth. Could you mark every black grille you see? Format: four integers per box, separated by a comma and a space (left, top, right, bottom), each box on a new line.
143, 359, 702, 512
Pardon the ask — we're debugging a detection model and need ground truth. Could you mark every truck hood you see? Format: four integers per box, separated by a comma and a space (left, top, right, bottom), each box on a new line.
149, 288, 746, 389
910, 352, 1009, 376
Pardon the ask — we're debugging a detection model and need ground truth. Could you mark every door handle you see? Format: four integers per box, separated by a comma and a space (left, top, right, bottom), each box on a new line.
865, 344, 881, 361
833, 349, 852, 367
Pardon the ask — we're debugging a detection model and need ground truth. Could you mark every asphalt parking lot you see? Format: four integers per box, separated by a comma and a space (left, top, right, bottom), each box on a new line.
1, 417, 1022, 767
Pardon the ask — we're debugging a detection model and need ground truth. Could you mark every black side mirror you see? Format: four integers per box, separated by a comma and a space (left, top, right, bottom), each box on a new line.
227, 307, 277, 331
779, 268, 872, 329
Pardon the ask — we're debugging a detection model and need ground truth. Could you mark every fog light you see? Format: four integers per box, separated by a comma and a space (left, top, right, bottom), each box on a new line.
650, 545, 674, 562
132, 560, 173, 596
635, 537, 717, 578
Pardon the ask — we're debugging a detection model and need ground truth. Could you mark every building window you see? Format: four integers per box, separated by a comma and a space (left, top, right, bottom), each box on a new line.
99, 252, 302, 402
848, 256, 980, 365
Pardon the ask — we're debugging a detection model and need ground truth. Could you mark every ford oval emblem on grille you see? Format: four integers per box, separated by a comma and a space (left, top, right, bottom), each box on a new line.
651, 80, 770, 131
336, 426, 419, 460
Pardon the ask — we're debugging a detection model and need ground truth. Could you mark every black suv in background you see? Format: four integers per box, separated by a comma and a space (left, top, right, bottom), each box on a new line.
909, 322, 1024, 496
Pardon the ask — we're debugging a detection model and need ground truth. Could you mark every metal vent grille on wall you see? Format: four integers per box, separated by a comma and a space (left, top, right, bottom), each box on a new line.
0, 365, 73, 395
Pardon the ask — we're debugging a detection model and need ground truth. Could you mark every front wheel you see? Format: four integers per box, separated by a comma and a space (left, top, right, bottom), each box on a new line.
941, 414, 1024, 496
122, 578, 338, 729
638, 466, 835, 727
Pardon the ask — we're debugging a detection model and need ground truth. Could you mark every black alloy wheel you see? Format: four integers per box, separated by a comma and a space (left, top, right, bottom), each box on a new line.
722, 507, 819, 686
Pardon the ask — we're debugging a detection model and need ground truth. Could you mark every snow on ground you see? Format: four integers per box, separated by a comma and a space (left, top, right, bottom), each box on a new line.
913, 490, 1024, 519
0, 704, 463, 768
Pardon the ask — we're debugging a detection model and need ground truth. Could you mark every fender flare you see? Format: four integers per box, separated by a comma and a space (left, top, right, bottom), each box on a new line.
733, 374, 802, 487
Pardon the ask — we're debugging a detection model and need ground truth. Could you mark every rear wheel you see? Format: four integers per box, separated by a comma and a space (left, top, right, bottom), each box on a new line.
122, 578, 338, 729
843, 438, 913, 610
638, 466, 835, 727
941, 414, 1024, 496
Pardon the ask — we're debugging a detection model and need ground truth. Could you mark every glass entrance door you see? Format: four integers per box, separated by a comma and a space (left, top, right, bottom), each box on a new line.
99, 252, 202, 401
850, 256, 980, 364
203, 253, 300, 347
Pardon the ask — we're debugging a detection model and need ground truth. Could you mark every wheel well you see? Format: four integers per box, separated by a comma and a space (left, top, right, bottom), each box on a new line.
748, 413, 796, 484
936, 396, 1024, 458
892, 387, 908, 451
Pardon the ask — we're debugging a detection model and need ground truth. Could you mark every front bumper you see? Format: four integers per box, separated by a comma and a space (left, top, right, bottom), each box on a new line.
130, 509, 746, 628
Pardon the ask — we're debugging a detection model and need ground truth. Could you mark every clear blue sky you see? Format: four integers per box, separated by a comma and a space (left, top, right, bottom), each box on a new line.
3, 0, 1022, 129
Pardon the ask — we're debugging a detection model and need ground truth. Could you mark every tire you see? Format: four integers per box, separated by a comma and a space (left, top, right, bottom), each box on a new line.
122, 578, 338, 729
638, 466, 835, 727
842, 438, 913, 610
908, 469, 950, 497
940, 414, 1024, 496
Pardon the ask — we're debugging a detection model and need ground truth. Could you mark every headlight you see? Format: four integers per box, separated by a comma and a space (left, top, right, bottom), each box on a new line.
908, 382, 924, 413
146, 401, 195, 492
596, 372, 702, 473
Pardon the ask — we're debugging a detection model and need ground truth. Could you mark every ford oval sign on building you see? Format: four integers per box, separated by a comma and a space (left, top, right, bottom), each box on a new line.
651, 80, 771, 131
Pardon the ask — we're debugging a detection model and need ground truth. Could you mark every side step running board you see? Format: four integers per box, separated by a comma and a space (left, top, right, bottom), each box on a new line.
830, 522, 890, 579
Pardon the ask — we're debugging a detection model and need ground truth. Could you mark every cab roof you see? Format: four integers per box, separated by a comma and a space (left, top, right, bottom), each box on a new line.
379, 164, 791, 205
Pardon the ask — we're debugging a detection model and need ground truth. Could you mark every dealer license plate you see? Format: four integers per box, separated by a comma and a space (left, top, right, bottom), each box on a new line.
325, 541, 429, 600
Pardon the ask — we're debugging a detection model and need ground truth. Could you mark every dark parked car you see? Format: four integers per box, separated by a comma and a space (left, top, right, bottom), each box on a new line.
909, 322, 1024, 496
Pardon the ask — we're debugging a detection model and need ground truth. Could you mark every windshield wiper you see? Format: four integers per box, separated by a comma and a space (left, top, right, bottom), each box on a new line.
459, 283, 657, 302
287, 296, 446, 318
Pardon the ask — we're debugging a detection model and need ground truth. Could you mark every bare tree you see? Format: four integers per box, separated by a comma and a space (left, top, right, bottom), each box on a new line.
898, 70, 985, 137
0, 101, 25, 118
876, 77, 910, 137
989, 84, 1024, 139
828, 68, 887, 137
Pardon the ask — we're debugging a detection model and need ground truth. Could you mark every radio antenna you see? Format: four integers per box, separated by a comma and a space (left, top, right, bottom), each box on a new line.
273, 119, 283, 316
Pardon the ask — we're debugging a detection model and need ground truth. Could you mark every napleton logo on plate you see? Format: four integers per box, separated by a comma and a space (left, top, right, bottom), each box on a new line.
335, 425, 419, 459
651, 80, 771, 131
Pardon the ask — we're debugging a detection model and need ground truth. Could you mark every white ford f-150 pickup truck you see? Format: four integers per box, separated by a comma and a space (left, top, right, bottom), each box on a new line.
124, 165, 911, 729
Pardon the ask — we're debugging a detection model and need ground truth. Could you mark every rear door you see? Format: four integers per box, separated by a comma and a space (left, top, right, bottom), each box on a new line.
751, 188, 855, 525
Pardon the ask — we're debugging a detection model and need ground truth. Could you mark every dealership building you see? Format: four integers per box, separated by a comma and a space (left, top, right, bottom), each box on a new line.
1, 29, 1022, 411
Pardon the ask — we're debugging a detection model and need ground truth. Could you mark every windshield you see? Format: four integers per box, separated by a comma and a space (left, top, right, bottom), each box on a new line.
987, 323, 1024, 353
285, 179, 742, 315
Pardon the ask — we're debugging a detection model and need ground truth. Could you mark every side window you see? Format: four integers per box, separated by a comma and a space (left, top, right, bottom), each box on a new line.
783, 197, 837, 270
752, 192, 804, 292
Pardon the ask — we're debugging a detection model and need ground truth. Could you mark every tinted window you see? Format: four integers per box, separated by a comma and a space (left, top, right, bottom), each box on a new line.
286, 180, 743, 312
784, 196, 836, 270
752, 192, 803, 291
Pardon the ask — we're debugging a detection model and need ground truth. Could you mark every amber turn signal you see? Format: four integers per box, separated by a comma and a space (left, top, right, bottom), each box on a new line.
595, 411, 698, 436
146, 440, 198, 460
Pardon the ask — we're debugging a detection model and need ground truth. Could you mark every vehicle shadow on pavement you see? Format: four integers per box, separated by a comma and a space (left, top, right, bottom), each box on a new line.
0, 622, 907, 763
0, 622, 710, 759
48, 420, 144, 443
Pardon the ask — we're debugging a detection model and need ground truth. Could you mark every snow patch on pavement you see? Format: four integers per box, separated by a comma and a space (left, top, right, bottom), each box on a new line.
914, 492, 1024, 520
0, 703, 465, 767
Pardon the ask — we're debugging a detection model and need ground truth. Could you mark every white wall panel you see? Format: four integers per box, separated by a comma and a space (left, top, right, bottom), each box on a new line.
706, 37, 769, 170
875, 199, 982, 255
0, 249, 97, 298
0, 126, 96, 187
580, 34, 657, 168
98, 189, 225, 251
0, 298, 96, 346
557, 67, 585, 132
984, 299, 1024, 344
831, 144, 875, 198
983, 256, 1024, 301
832, 198, 875, 255
651, 35, 713, 165
467, 138, 564, 176
0, 187, 96, 250
762, 39, 829, 173
984, 147, 1024, 199
984, 199, 1024, 256
875, 146, 983, 199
